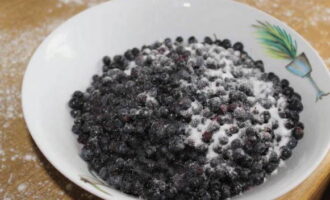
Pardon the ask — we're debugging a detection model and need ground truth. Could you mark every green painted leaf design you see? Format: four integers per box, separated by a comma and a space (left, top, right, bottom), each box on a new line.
253, 21, 297, 60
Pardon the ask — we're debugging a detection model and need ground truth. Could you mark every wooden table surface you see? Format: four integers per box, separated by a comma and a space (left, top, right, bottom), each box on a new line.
0, 0, 329, 199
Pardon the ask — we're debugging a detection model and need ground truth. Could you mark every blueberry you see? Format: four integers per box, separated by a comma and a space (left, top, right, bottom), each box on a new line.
124, 50, 134, 61
239, 85, 253, 96
223, 149, 233, 160
292, 127, 304, 140
255, 142, 268, 155
231, 183, 242, 195
221, 39, 231, 49
68, 98, 83, 109
285, 121, 295, 129
287, 111, 300, 123
292, 92, 302, 101
102, 56, 111, 66
261, 111, 271, 123
281, 147, 292, 160
221, 185, 231, 198
214, 39, 222, 46
144, 56, 153, 66
208, 97, 221, 113
231, 139, 243, 149
233, 42, 244, 52
245, 127, 256, 137
188, 36, 197, 44
229, 126, 239, 134
254, 60, 264, 72
219, 137, 229, 145
269, 152, 280, 163
233, 108, 248, 122
132, 48, 140, 57
71, 124, 81, 134
281, 79, 289, 88
283, 87, 294, 97
297, 122, 304, 129
114, 55, 125, 66
290, 101, 303, 112
204, 36, 213, 44
70, 110, 81, 118
265, 162, 279, 174
287, 137, 298, 149
176, 36, 183, 43
233, 148, 245, 161
81, 146, 93, 161
260, 99, 272, 109
268, 73, 280, 84
271, 121, 278, 130
276, 135, 282, 142
252, 172, 265, 185
152, 41, 162, 49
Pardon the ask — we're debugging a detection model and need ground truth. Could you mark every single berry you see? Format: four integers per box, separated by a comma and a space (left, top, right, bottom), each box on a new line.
233, 42, 244, 51
281, 79, 289, 88
204, 36, 213, 44
221, 39, 231, 49
292, 127, 304, 140
102, 56, 111, 66
188, 36, 197, 44
214, 39, 222, 46
255, 60, 264, 72
202, 131, 213, 143
287, 137, 298, 149
176, 36, 183, 43
281, 147, 292, 160
132, 48, 140, 57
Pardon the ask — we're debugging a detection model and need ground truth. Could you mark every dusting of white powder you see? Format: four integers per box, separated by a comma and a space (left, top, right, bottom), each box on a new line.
23, 154, 37, 161
176, 42, 293, 170
17, 183, 27, 192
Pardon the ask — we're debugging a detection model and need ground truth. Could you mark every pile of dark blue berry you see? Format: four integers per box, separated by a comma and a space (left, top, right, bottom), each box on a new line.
68, 36, 304, 200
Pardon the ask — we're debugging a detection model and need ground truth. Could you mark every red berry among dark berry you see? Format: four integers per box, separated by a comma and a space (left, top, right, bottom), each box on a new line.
297, 122, 304, 129
202, 131, 213, 143
292, 127, 304, 140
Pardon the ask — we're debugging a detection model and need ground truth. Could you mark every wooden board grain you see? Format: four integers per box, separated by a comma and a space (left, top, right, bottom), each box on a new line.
0, 0, 329, 199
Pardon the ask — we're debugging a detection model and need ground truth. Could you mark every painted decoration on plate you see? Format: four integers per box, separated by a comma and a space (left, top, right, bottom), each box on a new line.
253, 21, 329, 101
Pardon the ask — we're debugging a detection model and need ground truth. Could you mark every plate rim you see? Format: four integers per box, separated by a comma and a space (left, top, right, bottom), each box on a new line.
21, 0, 330, 199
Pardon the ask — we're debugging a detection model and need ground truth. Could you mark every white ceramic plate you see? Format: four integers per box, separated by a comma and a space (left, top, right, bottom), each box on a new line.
22, 0, 330, 199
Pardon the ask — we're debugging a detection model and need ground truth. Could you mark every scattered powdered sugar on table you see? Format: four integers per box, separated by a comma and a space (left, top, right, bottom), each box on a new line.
23, 154, 37, 161
17, 183, 28, 192
0, 1, 108, 199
